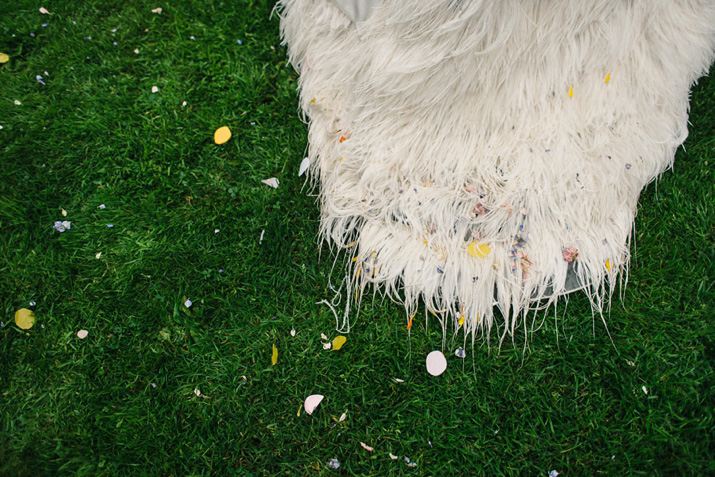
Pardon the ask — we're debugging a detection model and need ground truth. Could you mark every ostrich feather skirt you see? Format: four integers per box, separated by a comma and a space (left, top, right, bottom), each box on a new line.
277, 0, 715, 341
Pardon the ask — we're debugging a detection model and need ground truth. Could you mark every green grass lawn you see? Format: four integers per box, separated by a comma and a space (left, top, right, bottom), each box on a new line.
1, 1, 714, 475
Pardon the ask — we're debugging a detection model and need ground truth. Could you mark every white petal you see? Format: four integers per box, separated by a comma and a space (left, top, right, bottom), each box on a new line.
95, 252, 102, 259
39, 7, 50, 14
261, 177, 279, 188
360, 442, 374, 452
304, 394, 324, 415
151, 86, 159, 93
426, 350, 447, 376
290, 328, 296, 337
320, 333, 328, 340
77, 329, 88, 339
389, 453, 398, 460
339, 412, 347, 422
298, 157, 310, 177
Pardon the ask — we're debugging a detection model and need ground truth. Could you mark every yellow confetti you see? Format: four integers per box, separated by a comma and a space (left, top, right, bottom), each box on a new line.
213, 126, 231, 145
332, 335, 346, 350
14, 308, 35, 330
605, 74, 611, 83
467, 242, 490, 258
568, 85, 574, 98
605, 260, 611, 271
271, 344, 278, 365
458, 314, 465, 327
0, 53, 9, 64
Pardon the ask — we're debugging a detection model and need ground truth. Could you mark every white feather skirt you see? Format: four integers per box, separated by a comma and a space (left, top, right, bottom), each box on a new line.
277, 0, 715, 342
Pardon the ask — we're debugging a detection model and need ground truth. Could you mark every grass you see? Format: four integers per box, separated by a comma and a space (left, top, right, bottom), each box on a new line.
1, 1, 713, 475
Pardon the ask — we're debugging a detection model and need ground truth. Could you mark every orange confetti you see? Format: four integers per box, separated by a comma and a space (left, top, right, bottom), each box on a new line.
339, 136, 346, 143
407, 313, 414, 330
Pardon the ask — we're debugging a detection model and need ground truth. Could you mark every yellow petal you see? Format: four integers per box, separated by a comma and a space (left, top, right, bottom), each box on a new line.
0, 53, 9, 64
458, 314, 465, 327
271, 344, 278, 365
214, 126, 231, 145
332, 335, 346, 350
15, 308, 35, 330
568, 85, 574, 97
467, 242, 490, 258
605, 74, 610, 83
605, 260, 611, 271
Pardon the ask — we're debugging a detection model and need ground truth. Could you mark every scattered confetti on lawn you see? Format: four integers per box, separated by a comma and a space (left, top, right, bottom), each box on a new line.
549, 470, 559, 477
14, 100, 22, 105
389, 453, 398, 460
642, 386, 648, 395
303, 394, 324, 415
271, 344, 278, 365
98, 204, 106, 209
151, 86, 159, 93
331, 335, 346, 350
184, 299, 192, 308
261, 177, 279, 188
0, 53, 9, 63
360, 442, 374, 452
53, 221, 71, 232
327, 458, 340, 470
39, 7, 51, 14
426, 350, 447, 376
214, 126, 231, 145
14, 308, 35, 330
77, 329, 89, 339
95, 252, 102, 259
152, 7, 163, 14
454, 347, 466, 359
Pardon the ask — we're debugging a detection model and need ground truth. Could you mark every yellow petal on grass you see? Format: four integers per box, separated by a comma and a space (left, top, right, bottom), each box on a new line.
332, 335, 346, 351
467, 242, 490, 258
15, 308, 35, 330
0, 53, 9, 64
214, 126, 232, 145
271, 344, 278, 365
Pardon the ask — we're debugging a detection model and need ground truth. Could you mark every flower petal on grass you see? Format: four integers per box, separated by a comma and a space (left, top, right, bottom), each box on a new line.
14, 308, 35, 330
39, 7, 51, 14
426, 350, 447, 376
304, 394, 324, 415
332, 335, 346, 350
77, 329, 88, 339
360, 442, 374, 452
0, 53, 9, 63
214, 126, 231, 145
389, 453, 398, 460
327, 458, 340, 469
184, 299, 192, 308
261, 177, 279, 188
271, 344, 278, 365
151, 86, 159, 93
151, 7, 163, 13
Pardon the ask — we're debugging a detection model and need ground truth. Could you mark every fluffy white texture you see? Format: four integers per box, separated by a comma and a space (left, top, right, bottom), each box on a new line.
277, 0, 715, 344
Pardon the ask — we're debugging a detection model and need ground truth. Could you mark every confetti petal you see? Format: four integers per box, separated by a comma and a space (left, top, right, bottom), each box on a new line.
98, 204, 106, 209
14, 308, 35, 330
290, 328, 296, 337
360, 442, 374, 452
95, 252, 102, 259
151, 86, 159, 93
332, 335, 346, 351
389, 453, 399, 460
214, 126, 231, 145
321, 333, 328, 340
467, 241, 490, 258
322, 342, 332, 350
0, 53, 8, 63
134, 48, 140, 54
14, 100, 21, 105
184, 299, 192, 308
77, 329, 88, 339
271, 344, 278, 365
549, 471, 559, 477
61, 208, 67, 217
454, 347, 466, 359
151, 7, 163, 13
261, 177, 279, 188
304, 394, 324, 415
426, 350, 447, 376
194, 388, 201, 397
298, 157, 310, 176
339, 412, 347, 422
39, 7, 51, 14
642, 386, 648, 395
327, 458, 340, 470
394, 378, 405, 383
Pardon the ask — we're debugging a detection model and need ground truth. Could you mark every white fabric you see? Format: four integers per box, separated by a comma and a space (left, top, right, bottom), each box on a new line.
277, 0, 715, 343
